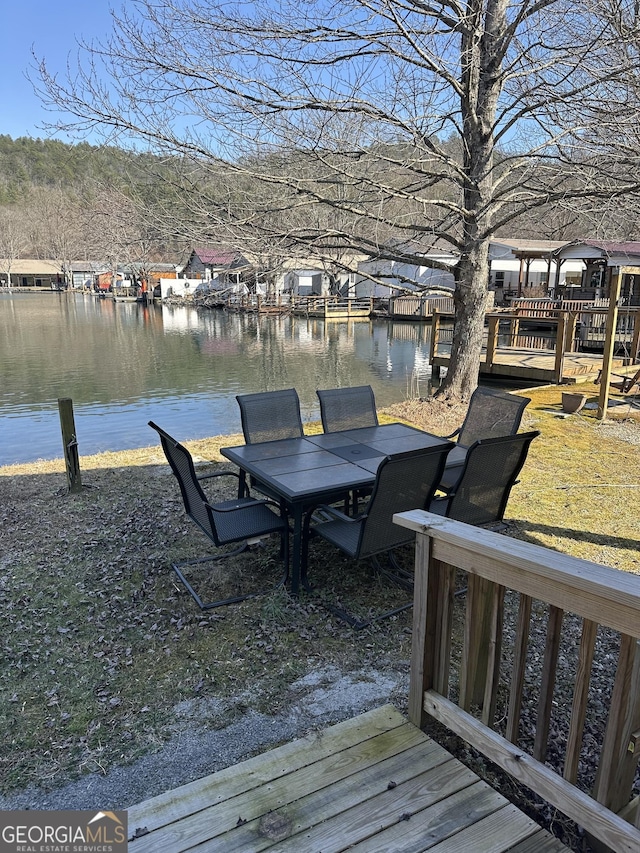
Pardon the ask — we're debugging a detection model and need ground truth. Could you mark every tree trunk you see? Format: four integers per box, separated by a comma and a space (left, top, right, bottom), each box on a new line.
439, 244, 491, 401
436, 0, 505, 402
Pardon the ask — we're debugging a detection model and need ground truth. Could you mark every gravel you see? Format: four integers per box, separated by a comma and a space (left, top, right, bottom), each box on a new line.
0, 666, 409, 811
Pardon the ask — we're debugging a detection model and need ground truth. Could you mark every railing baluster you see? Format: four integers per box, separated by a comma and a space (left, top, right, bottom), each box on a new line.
564, 618, 598, 783
506, 593, 532, 745
534, 604, 564, 762
481, 583, 506, 727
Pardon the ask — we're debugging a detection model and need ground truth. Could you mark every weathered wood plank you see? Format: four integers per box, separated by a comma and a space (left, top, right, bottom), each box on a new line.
128, 704, 406, 833
130, 703, 571, 853
481, 582, 505, 727
249, 758, 479, 853
409, 534, 437, 727
426, 803, 545, 853
339, 781, 505, 853
509, 829, 572, 852
189, 743, 460, 852
593, 635, 640, 813
130, 722, 443, 853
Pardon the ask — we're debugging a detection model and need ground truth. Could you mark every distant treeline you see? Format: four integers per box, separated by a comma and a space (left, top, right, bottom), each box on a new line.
0, 135, 169, 204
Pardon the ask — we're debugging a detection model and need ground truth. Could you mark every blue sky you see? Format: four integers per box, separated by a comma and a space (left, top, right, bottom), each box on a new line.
1, 0, 115, 140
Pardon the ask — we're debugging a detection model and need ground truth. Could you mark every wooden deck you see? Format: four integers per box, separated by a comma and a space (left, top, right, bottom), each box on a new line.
432, 347, 620, 384
127, 705, 569, 852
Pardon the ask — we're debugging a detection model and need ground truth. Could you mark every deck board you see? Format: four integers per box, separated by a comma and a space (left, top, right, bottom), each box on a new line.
127, 705, 570, 852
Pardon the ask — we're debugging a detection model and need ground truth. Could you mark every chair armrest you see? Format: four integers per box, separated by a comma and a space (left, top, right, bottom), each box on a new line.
309, 503, 365, 524
440, 427, 461, 440
197, 470, 240, 482
206, 497, 282, 514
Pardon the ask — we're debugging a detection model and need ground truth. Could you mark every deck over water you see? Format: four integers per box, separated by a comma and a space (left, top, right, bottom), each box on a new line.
433, 347, 620, 384
127, 705, 569, 852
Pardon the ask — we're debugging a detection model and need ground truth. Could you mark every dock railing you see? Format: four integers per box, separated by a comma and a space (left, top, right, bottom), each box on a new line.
394, 511, 640, 853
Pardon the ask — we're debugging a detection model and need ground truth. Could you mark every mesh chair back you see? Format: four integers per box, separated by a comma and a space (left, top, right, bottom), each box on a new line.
445, 430, 539, 526
149, 421, 215, 539
317, 385, 379, 433
357, 443, 452, 557
236, 388, 304, 444
457, 388, 530, 447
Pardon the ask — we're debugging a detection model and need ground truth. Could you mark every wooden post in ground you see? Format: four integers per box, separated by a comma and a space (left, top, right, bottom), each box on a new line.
58, 398, 82, 493
429, 310, 441, 380
597, 270, 622, 420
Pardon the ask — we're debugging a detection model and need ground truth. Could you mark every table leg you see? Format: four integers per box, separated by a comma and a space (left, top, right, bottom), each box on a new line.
290, 503, 304, 597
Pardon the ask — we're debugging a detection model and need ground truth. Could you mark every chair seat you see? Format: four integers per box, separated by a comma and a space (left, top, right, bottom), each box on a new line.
213, 499, 286, 544
312, 518, 362, 557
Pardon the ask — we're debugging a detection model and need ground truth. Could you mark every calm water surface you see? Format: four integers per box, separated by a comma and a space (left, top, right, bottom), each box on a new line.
0, 292, 438, 465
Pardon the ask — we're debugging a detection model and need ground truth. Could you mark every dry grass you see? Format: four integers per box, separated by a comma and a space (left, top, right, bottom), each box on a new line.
0, 384, 638, 848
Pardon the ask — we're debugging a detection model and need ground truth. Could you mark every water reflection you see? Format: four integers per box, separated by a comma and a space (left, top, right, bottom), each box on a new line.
0, 292, 437, 465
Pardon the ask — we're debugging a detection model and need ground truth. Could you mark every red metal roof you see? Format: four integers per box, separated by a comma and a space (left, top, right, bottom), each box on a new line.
193, 248, 240, 266
581, 240, 640, 257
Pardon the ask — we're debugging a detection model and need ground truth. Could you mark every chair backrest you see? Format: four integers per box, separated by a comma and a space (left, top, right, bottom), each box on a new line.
317, 385, 379, 433
148, 421, 217, 540
444, 430, 540, 527
356, 442, 453, 558
457, 387, 530, 447
236, 389, 304, 444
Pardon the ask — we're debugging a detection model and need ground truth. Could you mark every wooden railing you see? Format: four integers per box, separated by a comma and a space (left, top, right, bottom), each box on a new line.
290, 295, 374, 317
430, 310, 576, 382
394, 511, 640, 853
389, 294, 455, 318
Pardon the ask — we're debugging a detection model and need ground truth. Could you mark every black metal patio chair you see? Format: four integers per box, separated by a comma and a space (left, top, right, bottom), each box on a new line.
430, 430, 540, 529
316, 385, 379, 511
316, 385, 379, 433
149, 421, 288, 610
236, 388, 304, 444
235, 388, 304, 500
439, 387, 531, 492
301, 441, 453, 628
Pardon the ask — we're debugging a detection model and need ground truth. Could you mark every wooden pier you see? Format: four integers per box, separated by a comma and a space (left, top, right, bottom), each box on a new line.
430, 309, 639, 384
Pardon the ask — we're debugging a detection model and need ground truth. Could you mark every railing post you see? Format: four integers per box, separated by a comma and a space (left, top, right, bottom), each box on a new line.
553, 314, 567, 382
58, 397, 83, 494
565, 312, 578, 353
508, 316, 520, 347
486, 316, 500, 367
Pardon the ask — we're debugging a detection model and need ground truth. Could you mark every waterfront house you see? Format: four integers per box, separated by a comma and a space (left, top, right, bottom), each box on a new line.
68, 261, 110, 290
0, 258, 62, 289
183, 248, 254, 285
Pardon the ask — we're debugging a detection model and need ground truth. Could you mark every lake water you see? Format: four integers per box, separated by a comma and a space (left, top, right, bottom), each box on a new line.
0, 291, 439, 465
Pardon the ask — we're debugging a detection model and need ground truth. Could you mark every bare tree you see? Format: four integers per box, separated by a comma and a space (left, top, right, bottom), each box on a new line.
0, 208, 30, 286
35, 0, 640, 398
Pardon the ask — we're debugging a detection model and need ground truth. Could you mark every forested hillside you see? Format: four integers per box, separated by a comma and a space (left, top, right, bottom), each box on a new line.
0, 135, 192, 267
0, 135, 162, 203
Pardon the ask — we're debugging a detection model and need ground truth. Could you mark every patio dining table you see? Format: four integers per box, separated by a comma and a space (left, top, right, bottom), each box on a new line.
220, 423, 447, 595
